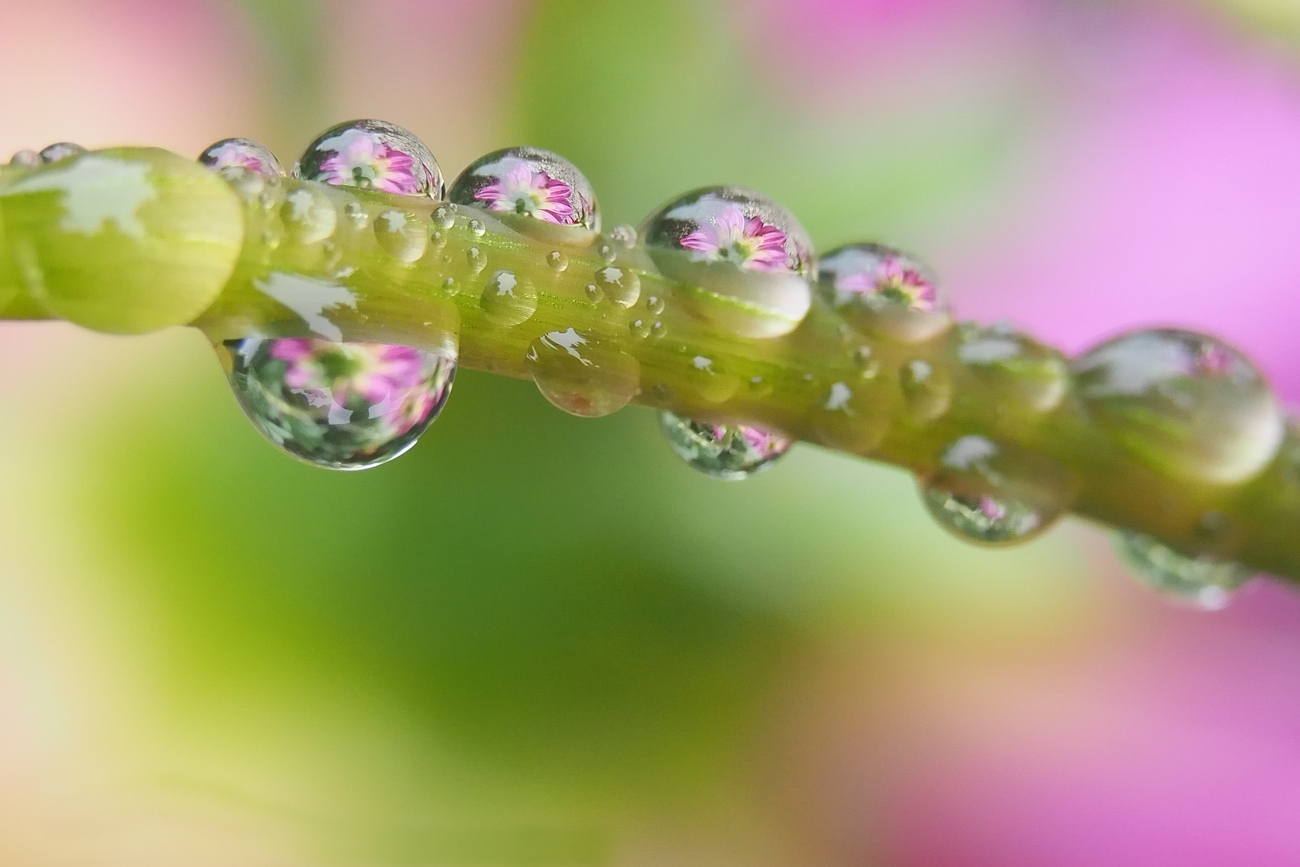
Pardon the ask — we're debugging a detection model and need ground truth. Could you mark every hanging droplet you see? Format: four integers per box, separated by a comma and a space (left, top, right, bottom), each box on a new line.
480, 270, 536, 326
1114, 531, 1253, 610
448, 146, 599, 243
956, 322, 1068, 412
899, 358, 951, 422
199, 137, 285, 179
374, 209, 427, 263
814, 380, 891, 454
1072, 329, 1283, 484
659, 412, 791, 480
817, 243, 950, 343
221, 337, 455, 470
292, 119, 443, 197
8, 149, 41, 167
525, 328, 639, 417
594, 264, 641, 308
642, 186, 815, 338
280, 186, 337, 245
920, 435, 1074, 546
39, 142, 87, 164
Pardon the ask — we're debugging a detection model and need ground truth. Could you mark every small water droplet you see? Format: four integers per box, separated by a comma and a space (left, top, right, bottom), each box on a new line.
525, 328, 639, 417
429, 228, 446, 248
466, 246, 487, 273
818, 243, 951, 343
199, 138, 284, 178
642, 186, 813, 338
468, 218, 486, 238
441, 276, 457, 295
222, 337, 455, 470
630, 318, 650, 339
8, 149, 40, 167
920, 435, 1074, 546
585, 283, 603, 303
432, 205, 455, 230
814, 380, 891, 453
280, 186, 337, 245
480, 270, 536, 326
651, 321, 667, 339
853, 345, 879, 379
1073, 329, 1283, 484
659, 411, 791, 479
688, 355, 739, 404
610, 224, 637, 248
547, 250, 569, 272
448, 146, 600, 242
374, 209, 427, 263
957, 323, 1067, 412
344, 201, 367, 227
292, 119, 443, 197
1115, 530, 1253, 610
598, 244, 617, 263
646, 294, 665, 315
39, 142, 87, 163
594, 265, 641, 308
900, 358, 951, 422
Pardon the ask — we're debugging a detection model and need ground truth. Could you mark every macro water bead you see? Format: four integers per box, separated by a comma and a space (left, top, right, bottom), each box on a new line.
1072, 329, 1284, 484
449, 146, 599, 241
1115, 531, 1253, 611
292, 120, 443, 198
525, 328, 639, 418
222, 338, 455, 470
955, 322, 1068, 413
198, 138, 285, 179
817, 243, 950, 343
659, 412, 791, 480
642, 186, 815, 338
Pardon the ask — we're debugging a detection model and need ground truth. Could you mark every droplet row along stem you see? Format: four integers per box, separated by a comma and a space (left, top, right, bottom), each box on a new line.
2, 153, 1299, 583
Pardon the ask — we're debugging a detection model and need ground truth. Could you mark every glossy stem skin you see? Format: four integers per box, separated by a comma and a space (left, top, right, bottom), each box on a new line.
3, 155, 1299, 582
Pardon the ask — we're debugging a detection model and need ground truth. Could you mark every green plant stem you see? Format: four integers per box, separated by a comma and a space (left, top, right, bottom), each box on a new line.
3, 154, 1299, 582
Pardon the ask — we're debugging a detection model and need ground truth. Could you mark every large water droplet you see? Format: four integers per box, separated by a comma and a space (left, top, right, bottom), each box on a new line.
199, 138, 285, 179
480, 270, 536, 326
221, 337, 455, 470
280, 185, 337, 245
920, 435, 1074, 546
1072, 329, 1283, 484
449, 146, 599, 243
374, 208, 427, 263
292, 119, 443, 197
525, 328, 639, 417
39, 142, 87, 164
642, 186, 814, 338
956, 322, 1068, 412
659, 411, 791, 480
818, 243, 951, 343
1114, 531, 1253, 610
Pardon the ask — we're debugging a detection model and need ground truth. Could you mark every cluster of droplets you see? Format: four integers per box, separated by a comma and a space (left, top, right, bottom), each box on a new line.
182, 120, 1288, 606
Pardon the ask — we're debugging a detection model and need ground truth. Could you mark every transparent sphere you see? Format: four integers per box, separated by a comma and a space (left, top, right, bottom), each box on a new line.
818, 243, 950, 343
1115, 530, 1253, 611
198, 138, 285, 179
1073, 329, 1283, 484
955, 322, 1069, 413
222, 338, 455, 470
526, 328, 639, 418
449, 146, 599, 237
39, 142, 87, 164
919, 435, 1075, 546
641, 186, 815, 338
292, 119, 443, 198
659, 411, 792, 480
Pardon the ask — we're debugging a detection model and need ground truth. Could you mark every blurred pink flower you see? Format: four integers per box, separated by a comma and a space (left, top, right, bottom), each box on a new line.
680, 205, 788, 271
475, 162, 574, 223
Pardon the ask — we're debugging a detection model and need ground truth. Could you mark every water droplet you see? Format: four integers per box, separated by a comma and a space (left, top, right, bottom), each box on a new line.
651, 321, 667, 339
480, 270, 536, 326
659, 411, 791, 479
547, 250, 569, 272
1114, 530, 1252, 610
432, 205, 455, 230
344, 201, 367, 227
279, 186, 337, 245
818, 243, 950, 343
468, 218, 486, 237
642, 186, 814, 338
610, 224, 637, 247
598, 244, 617, 263
8, 149, 40, 167
525, 328, 639, 417
899, 358, 951, 422
199, 138, 284, 178
585, 283, 603, 303
920, 435, 1074, 546
374, 209, 427, 263
292, 119, 443, 197
956, 323, 1068, 412
441, 276, 457, 295
645, 295, 665, 315
853, 345, 880, 378
39, 142, 87, 163
429, 228, 445, 248
222, 337, 455, 470
630, 318, 650, 339
688, 355, 740, 403
594, 265, 641, 308
814, 380, 891, 453
1072, 329, 1283, 484
448, 146, 599, 243
466, 246, 487, 274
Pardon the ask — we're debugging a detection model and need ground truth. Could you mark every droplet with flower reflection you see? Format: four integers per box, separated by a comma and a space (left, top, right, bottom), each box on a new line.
818, 243, 950, 343
1072, 329, 1283, 484
659, 411, 791, 480
39, 142, 87, 164
199, 138, 285, 179
642, 186, 814, 338
292, 119, 443, 197
220, 338, 455, 470
449, 146, 599, 242
919, 435, 1074, 546
1115, 530, 1253, 611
